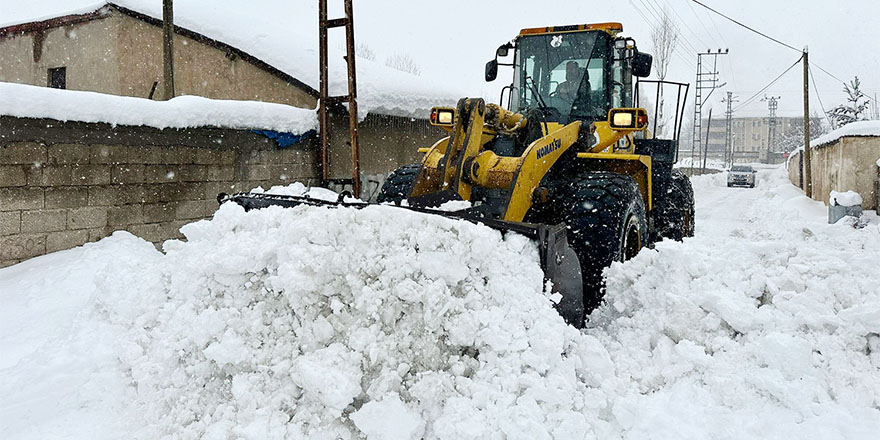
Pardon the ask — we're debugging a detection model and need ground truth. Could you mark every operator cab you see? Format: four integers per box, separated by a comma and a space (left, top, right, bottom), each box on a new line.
487, 23, 652, 125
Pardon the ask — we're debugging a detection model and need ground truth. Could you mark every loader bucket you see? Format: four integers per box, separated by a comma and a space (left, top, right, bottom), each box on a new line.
218, 192, 585, 327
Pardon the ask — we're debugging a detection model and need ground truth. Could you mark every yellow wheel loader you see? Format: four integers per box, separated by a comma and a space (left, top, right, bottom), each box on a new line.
222, 22, 694, 328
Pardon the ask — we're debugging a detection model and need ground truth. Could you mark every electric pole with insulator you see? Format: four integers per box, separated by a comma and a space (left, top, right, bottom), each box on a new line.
722, 91, 738, 167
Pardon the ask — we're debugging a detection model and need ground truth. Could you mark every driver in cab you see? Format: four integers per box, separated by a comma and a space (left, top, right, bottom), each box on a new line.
554, 61, 585, 103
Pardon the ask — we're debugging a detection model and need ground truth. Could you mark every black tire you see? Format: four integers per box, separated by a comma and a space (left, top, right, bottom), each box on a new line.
665, 169, 695, 240
377, 163, 421, 204
532, 171, 648, 314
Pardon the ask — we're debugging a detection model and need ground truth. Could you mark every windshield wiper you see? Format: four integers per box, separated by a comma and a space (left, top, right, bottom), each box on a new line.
525, 76, 550, 113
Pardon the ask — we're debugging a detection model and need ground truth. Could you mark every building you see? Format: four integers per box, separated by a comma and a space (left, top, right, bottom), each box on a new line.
0, 2, 459, 183
700, 116, 802, 164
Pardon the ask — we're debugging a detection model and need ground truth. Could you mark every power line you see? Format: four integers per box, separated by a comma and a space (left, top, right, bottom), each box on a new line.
811, 62, 879, 103
687, 0, 800, 53
634, 0, 696, 63
646, 0, 701, 54
807, 64, 833, 127
733, 56, 802, 112
629, 0, 696, 65
660, 0, 712, 54
682, 0, 724, 50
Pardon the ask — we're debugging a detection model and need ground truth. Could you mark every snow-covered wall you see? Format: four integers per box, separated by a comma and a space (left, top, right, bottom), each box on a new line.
0, 115, 319, 267
0, 82, 318, 133
788, 124, 880, 210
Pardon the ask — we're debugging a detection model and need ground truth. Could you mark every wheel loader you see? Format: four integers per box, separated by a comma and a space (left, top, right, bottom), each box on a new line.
221, 22, 694, 328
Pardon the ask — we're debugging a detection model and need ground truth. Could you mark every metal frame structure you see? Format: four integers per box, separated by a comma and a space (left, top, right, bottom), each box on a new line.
722, 91, 738, 166
318, 0, 361, 195
691, 49, 727, 167
634, 79, 690, 160
762, 95, 780, 155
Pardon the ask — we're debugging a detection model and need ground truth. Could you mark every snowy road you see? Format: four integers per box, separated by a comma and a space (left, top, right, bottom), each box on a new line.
1, 166, 878, 439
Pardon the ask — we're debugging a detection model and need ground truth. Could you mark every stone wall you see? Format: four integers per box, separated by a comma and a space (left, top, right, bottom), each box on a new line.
0, 116, 318, 267
787, 136, 880, 210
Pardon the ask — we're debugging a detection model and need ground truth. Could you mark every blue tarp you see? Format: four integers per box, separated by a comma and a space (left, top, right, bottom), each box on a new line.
252, 129, 316, 148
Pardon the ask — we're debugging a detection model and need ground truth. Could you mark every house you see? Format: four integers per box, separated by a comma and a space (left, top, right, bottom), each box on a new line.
0, 1, 460, 185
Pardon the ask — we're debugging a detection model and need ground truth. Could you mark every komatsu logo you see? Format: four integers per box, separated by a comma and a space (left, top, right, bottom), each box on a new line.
536, 138, 562, 159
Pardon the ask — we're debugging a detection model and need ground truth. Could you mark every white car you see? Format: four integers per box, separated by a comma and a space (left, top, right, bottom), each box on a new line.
727, 165, 756, 188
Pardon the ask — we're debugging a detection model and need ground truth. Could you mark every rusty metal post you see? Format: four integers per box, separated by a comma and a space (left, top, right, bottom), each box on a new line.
343, 0, 361, 196
318, 0, 330, 183
162, 0, 175, 100
317, 0, 361, 196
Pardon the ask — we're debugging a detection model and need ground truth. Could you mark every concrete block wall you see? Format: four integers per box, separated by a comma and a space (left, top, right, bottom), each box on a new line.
0, 116, 318, 267
787, 136, 880, 210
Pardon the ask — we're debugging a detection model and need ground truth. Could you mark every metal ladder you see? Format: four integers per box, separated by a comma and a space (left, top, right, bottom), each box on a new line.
318, 0, 361, 195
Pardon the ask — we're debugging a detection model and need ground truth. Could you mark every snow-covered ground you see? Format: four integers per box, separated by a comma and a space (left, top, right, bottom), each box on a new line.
1, 166, 878, 439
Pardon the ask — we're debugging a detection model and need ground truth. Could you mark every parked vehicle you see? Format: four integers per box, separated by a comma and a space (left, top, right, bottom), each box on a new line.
727, 165, 756, 188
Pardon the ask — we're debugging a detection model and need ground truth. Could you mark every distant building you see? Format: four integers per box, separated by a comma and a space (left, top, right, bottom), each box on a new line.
701, 116, 802, 164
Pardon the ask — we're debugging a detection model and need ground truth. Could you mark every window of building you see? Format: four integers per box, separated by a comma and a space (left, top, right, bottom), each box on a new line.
48, 67, 66, 89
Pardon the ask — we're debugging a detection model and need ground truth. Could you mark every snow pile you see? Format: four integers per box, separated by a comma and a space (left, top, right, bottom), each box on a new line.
673, 156, 726, 171
3, 167, 879, 439
830, 190, 863, 207
587, 167, 880, 438
92, 202, 596, 439
0, 82, 317, 134
810, 120, 880, 148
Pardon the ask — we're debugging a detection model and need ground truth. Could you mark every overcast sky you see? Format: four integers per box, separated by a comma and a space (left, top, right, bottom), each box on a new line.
5, 0, 879, 120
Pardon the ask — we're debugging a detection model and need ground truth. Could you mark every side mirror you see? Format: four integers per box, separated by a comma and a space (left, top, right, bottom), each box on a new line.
633, 51, 652, 78
485, 59, 498, 82
496, 43, 511, 57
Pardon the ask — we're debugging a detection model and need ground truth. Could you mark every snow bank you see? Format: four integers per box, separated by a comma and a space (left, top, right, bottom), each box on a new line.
3, 168, 879, 439
830, 190, 863, 207
588, 166, 880, 438
0, 82, 317, 133
811, 120, 880, 148
674, 156, 726, 171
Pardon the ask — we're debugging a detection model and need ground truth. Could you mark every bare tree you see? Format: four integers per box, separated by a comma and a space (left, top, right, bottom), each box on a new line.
650, 8, 679, 136
384, 53, 421, 76
356, 42, 376, 61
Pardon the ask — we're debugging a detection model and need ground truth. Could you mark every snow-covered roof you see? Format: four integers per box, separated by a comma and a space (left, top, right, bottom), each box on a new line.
0, 1, 462, 119
0, 81, 317, 133
787, 120, 880, 165
810, 120, 880, 148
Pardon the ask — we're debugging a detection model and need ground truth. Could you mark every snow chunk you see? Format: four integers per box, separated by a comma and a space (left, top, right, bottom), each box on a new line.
830, 190, 863, 206
293, 343, 363, 413
351, 393, 424, 440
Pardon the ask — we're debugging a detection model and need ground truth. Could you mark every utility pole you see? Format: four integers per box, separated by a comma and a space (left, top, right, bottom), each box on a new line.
761, 95, 780, 162
803, 48, 812, 197
722, 91, 738, 167
691, 49, 728, 170
702, 107, 713, 171
162, 0, 175, 100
